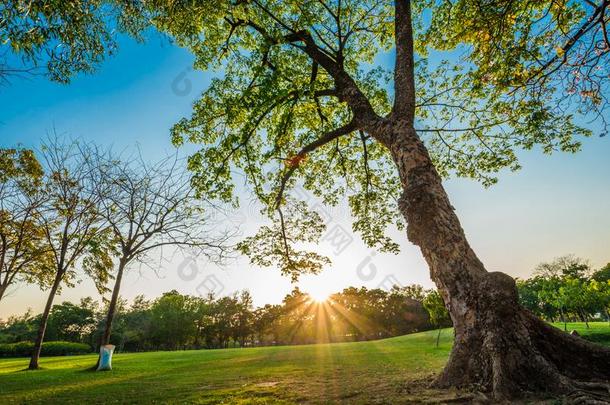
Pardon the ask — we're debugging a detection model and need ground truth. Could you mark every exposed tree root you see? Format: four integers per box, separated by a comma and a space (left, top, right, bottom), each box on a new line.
566, 381, 610, 404
430, 272, 610, 402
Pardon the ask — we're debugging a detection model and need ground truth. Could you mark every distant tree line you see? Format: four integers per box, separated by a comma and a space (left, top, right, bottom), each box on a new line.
0, 285, 449, 352
517, 256, 610, 330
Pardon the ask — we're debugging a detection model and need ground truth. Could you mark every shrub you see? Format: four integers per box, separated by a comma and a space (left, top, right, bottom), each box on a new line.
0, 341, 92, 358
41, 341, 92, 356
0, 343, 16, 357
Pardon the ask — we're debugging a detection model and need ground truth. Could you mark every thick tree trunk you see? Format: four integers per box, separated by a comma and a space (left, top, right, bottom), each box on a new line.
386, 123, 610, 400
29, 272, 62, 370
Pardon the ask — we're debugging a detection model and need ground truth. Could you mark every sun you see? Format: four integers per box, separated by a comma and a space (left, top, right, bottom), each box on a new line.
299, 276, 335, 303
308, 289, 330, 303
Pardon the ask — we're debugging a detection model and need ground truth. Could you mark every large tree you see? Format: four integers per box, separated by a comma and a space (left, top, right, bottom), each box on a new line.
143, 0, 609, 400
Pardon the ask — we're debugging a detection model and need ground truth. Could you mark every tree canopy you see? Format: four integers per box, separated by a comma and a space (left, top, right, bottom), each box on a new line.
518, 259, 610, 333
140, 0, 607, 279
1, 0, 145, 82
0, 148, 52, 300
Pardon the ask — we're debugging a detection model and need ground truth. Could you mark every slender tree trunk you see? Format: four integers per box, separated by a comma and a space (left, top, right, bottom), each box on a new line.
580, 310, 590, 328
194, 328, 200, 348
93, 260, 126, 370
436, 327, 441, 348
0, 283, 7, 302
382, 122, 610, 400
29, 272, 63, 370
581, 310, 589, 328
101, 260, 126, 346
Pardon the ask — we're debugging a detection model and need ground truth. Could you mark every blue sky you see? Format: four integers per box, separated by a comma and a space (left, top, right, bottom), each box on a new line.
1, 33, 609, 318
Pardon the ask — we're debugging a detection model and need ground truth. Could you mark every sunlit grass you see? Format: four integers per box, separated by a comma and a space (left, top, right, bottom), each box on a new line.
0, 322, 607, 404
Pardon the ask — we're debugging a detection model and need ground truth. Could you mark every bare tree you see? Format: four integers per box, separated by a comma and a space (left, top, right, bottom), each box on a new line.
534, 255, 591, 279
28, 137, 112, 370
92, 151, 231, 356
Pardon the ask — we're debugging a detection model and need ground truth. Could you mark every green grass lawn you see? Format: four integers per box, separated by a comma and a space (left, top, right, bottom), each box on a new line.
0, 322, 608, 404
551, 321, 610, 344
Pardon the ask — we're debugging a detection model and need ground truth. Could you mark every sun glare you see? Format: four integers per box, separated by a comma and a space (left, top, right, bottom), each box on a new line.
308, 290, 330, 303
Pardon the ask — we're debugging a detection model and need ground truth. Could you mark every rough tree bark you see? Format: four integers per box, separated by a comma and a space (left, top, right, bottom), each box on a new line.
382, 120, 610, 401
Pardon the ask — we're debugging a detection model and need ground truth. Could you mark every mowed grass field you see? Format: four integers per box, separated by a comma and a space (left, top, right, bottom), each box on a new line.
0, 323, 608, 404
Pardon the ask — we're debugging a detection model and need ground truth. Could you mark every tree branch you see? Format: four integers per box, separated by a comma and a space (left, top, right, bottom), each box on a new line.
392, 0, 416, 122
520, 0, 608, 89
275, 120, 358, 208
